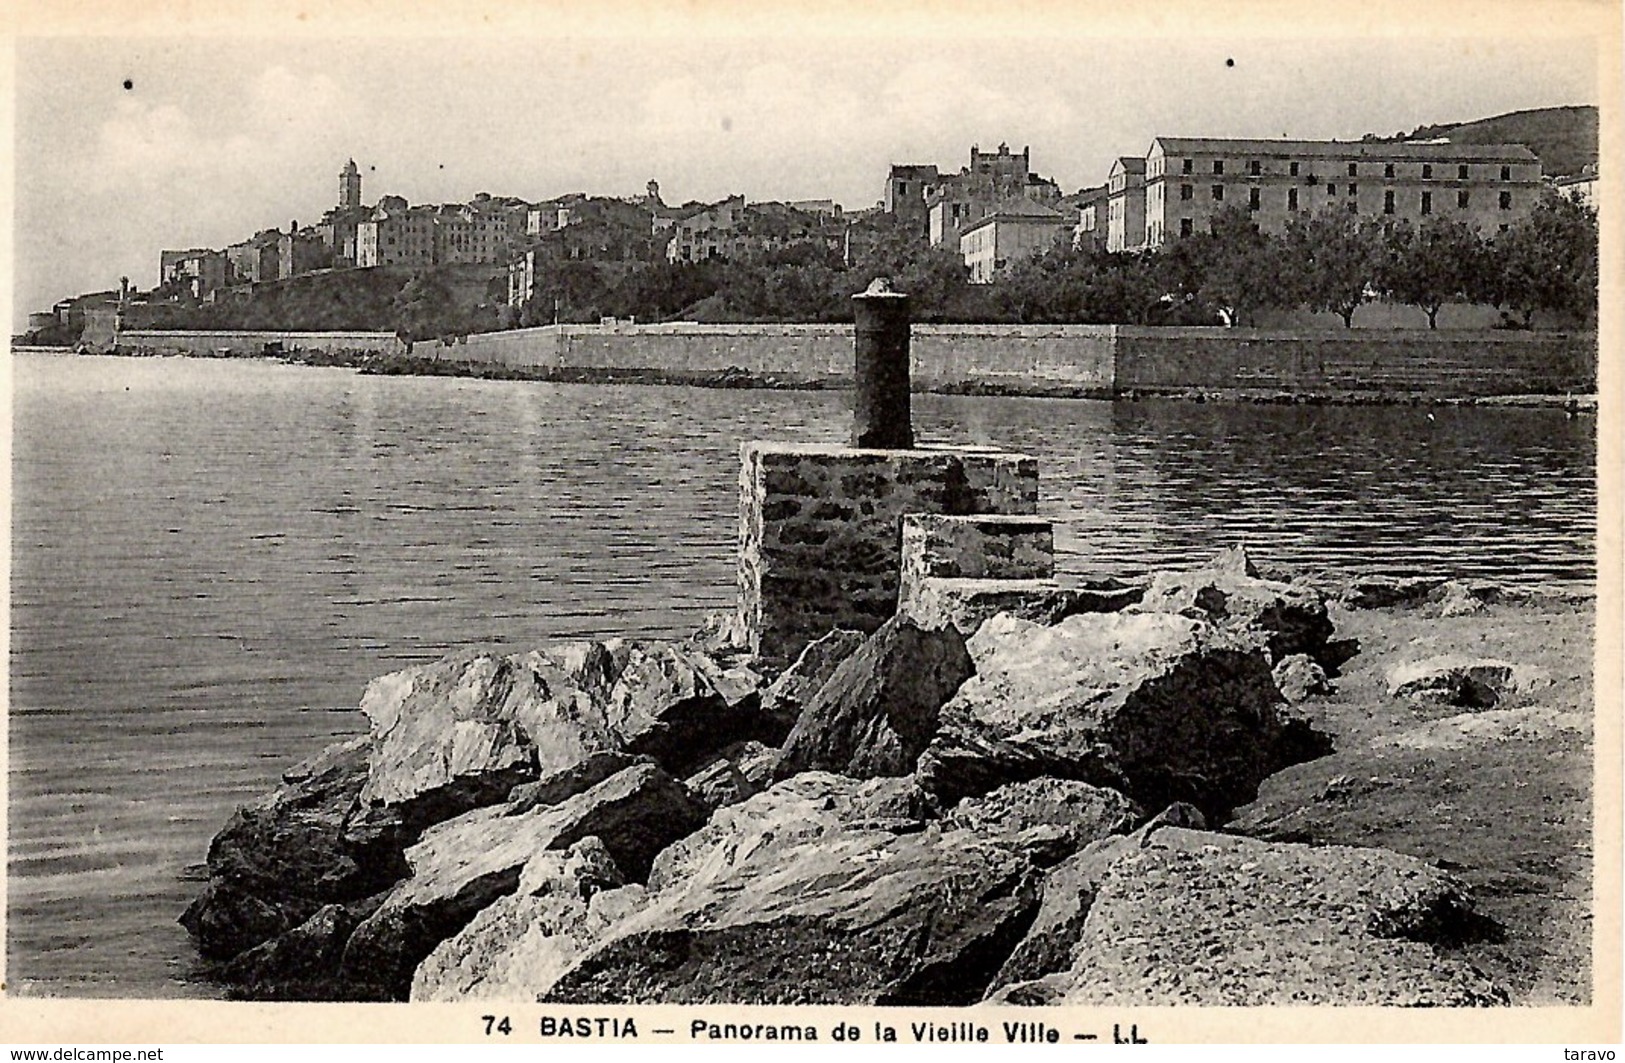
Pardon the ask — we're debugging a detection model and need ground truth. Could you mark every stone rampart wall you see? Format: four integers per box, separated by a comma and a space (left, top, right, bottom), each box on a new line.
451, 323, 1117, 388
452, 322, 1591, 396
1113, 327, 1597, 396
116, 323, 1597, 398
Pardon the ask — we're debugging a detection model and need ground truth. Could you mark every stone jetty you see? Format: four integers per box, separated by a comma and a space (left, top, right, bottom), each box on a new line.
180, 284, 1593, 1006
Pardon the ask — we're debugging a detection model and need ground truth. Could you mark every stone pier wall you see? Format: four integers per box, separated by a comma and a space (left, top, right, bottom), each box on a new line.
452, 323, 1117, 389
1113, 326, 1596, 396
112, 323, 1596, 398
737, 443, 1038, 664
450, 322, 1592, 397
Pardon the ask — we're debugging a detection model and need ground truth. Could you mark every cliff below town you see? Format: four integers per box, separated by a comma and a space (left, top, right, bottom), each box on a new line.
178, 554, 1593, 1006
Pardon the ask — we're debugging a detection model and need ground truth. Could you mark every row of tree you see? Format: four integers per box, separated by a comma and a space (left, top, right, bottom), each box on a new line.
499, 187, 1595, 335
1131, 188, 1598, 329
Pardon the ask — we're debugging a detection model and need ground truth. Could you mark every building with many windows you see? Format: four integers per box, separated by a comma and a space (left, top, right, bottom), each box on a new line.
959, 198, 1068, 283
1139, 137, 1542, 247
355, 198, 524, 269
356, 205, 437, 267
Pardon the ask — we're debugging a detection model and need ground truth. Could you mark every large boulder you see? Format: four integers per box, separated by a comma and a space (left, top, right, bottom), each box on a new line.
756, 628, 866, 734
1132, 547, 1335, 664
359, 639, 769, 820
412, 837, 639, 1002
504, 751, 650, 814
776, 617, 975, 779
600, 642, 767, 775
899, 578, 1143, 640
216, 894, 388, 999
411, 885, 648, 1003
179, 736, 403, 960
682, 740, 779, 813
646, 773, 940, 894
1273, 654, 1333, 702
988, 827, 1507, 1006
341, 762, 707, 999
359, 652, 556, 817
410, 774, 950, 1003
1386, 655, 1553, 709
941, 778, 1141, 867
541, 775, 1039, 1006
1339, 574, 1448, 610
917, 610, 1329, 821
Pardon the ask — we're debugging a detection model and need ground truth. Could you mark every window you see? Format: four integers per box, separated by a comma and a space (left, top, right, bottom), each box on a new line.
1499, 191, 1512, 210
1248, 160, 1261, 176
1499, 223, 1510, 233
1421, 191, 1433, 215
1182, 158, 1193, 175
1457, 164, 1469, 180
1349, 183, 1358, 197
1290, 161, 1300, 177
1348, 202, 1359, 214
1328, 183, 1337, 196
1288, 188, 1299, 210
1501, 165, 1511, 180
1180, 217, 1194, 237
1213, 160, 1225, 175
1212, 185, 1224, 201
1383, 190, 1395, 215
1422, 164, 1433, 179
1457, 190, 1470, 208
1180, 183, 1194, 201
1384, 163, 1395, 178
1348, 162, 1358, 177
1248, 188, 1260, 211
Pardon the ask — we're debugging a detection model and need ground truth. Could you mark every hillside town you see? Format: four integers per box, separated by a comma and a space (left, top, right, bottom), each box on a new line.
27, 106, 1600, 346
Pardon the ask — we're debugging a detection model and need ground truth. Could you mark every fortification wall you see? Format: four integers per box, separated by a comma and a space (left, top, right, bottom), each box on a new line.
1113, 327, 1596, 396
452, 323, 1118, 389
115, 323, 1596, 398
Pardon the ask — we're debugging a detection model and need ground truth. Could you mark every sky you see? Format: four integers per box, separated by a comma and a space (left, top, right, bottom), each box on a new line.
8, 6, 1608, 327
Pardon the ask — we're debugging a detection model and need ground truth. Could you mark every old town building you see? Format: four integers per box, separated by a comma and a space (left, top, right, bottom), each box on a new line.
1139, 137, 1542, 247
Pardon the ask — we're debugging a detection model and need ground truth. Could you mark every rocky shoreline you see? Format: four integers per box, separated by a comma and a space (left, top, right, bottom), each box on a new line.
179, 553, 1594, 1005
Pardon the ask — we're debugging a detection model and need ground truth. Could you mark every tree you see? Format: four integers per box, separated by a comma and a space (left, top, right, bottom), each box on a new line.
521, 260, 608, 325
1083, 251, 1167, 325
1378, 217, 1489, 329
392, 271, 457, 350
1178, 207, 1296, 326
1283, 208, 1386, 327
1490, 188, 1599, 327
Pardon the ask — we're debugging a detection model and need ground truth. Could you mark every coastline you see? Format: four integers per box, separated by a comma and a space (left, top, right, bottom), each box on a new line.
40, 344, 1599, 410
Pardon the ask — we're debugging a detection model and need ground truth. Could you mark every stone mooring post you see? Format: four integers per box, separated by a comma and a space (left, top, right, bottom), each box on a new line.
735, 278, 1041, 665
851, 278, 913, 450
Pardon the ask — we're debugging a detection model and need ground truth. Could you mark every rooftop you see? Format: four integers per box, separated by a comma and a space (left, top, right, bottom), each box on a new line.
1148, 136, 1540, 163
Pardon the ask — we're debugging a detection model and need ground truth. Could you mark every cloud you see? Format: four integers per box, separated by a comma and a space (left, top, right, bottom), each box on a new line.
95, 99, 203, 176
89, 66, 351, 193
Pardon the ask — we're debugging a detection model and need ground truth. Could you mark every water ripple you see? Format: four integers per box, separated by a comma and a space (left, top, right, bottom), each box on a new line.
6, 353, 1596, 996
